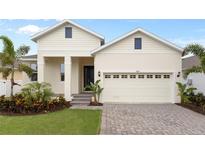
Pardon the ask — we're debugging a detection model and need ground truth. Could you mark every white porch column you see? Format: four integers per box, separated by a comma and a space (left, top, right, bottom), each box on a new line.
64, 56, 72, 101
38, 56, 45, 82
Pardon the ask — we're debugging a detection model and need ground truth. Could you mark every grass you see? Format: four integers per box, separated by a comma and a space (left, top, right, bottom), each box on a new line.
0, 109, 102, 135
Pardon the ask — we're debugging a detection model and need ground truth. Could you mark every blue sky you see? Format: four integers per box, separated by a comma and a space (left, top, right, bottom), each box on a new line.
1, 19, 205, 55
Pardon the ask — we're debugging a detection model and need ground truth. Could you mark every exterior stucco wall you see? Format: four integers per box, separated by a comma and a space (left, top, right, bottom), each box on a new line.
37, 23, 101, 52
43, 57, 94, 95
44, 57, 64, 94
94, 32, 182, 103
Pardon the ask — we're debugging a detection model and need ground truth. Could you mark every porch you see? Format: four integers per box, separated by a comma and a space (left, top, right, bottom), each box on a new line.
38, 56, 94, 100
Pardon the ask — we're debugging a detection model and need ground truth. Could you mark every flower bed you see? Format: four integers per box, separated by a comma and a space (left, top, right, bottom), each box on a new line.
176, 103, 205, 115
0, 95, 71, 115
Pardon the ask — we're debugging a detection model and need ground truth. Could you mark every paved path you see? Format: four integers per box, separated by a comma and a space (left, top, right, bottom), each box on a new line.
100, 104, 205, 135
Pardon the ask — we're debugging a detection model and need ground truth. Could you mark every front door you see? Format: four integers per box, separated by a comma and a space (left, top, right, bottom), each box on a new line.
84, 66, 94, 91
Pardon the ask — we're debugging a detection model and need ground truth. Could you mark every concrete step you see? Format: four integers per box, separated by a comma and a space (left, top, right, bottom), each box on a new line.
72, 97, 91, 101
72, 94, 93, 97
71, 100, 90, 104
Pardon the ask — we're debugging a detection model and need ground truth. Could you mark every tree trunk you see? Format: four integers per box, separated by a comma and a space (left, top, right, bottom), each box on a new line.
10, 66, 15, 98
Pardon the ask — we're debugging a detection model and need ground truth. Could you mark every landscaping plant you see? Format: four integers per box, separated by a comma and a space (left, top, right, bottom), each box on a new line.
85, 80, 104, 104
0, 36, 33, 97
0, 82, 70, 114
176, 82, 197, 104
183, 44, 205, 78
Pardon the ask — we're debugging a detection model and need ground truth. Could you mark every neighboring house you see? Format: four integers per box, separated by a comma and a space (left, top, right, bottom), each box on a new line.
0, 55, 37, 96
182, 55, 205, 94
1, 20, 183, 103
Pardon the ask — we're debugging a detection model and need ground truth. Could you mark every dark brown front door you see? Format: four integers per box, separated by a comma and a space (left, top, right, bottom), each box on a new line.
84, 66, 94, 91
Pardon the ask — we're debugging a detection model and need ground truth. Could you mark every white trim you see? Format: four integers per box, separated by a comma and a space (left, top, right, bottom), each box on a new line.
31, 19, 104, 41
95, 52, 178, 54
101, 70, 174, 73
21, 58, 37, 61
91, 28, 183, 55
172, 72, 176, 104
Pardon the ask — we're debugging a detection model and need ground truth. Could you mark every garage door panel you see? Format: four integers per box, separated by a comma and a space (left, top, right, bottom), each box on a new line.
103, 73, 172, 103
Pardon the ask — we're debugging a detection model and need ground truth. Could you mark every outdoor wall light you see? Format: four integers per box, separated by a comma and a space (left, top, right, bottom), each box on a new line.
98, 71, 101, 77
177, 72, 180, 77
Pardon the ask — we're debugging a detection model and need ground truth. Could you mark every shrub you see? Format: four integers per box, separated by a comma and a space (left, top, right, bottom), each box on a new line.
0, 82, 70, 114
176, 82, 197, 104
85, 80, 104, 103
21, 82, 53, 104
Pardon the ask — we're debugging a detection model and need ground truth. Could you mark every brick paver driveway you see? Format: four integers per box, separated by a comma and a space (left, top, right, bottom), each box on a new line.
100, 104, 205, 135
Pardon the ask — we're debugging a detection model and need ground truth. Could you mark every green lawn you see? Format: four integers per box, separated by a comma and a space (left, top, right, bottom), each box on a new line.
0, 109, 102, 135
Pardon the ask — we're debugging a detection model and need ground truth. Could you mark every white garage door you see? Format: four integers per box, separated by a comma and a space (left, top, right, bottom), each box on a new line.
102, 73, 173, 103
0, 80, 6, 96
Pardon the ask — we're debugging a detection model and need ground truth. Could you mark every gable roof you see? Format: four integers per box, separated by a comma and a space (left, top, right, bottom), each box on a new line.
91, 28, 183, 55
21, 54, 37, 61
31, 19, 104, 42
182, 55, 200, 71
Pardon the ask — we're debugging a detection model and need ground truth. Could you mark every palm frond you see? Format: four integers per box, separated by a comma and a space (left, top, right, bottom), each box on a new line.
0, 35, 15, 64
16, 45, 30, 58
18, 63, 33, 77
0, 67, 12, 79
183, 44, 205, 57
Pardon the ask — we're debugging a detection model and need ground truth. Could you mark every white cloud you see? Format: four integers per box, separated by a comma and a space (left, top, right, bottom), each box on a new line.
55, 19, 64, 21
17, 25, 47, 35
6, 28, 14, 32
170, 37, 205, 47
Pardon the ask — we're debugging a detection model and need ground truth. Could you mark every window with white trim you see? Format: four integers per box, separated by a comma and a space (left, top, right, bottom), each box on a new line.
130, 75, 136, 78
30, 63, 37, 81
134, 38, 142, 49
147, 75, 153, 78
138, 75, 144, 78
60, 64, 65, 81
65, 27, 72, 38
155, 75, 161, 79
121, 75, 127, 78
105, 75, 111, 78
164, 75, 170, 79
113, 75, 119, 78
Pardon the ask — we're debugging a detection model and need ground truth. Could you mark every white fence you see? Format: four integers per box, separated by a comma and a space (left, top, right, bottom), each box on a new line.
0, 80, 23, 96
183, 73, 205, 95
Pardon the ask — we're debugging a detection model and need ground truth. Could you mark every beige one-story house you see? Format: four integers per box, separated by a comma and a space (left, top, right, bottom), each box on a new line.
0, 20, 183, 103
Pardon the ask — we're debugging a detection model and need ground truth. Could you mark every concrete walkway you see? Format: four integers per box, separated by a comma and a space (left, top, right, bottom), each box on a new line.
100, 104, 205, 135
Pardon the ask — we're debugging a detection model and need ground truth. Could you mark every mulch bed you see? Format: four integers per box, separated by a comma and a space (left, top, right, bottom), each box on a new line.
176, 103, 205, 115
0, 102, 72, 116
89, 102, 103, 106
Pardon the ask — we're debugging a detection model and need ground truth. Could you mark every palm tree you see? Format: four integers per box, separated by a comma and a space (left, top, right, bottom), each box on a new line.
183, 44, 205, 78
0, 35, 33, 97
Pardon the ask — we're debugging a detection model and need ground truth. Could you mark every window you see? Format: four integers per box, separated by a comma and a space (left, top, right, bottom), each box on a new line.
65, 27, 72, 38
134, 38, 142, 49
60, 64, 65, 81
130, 75, 136, 78
147, 75, 153, 78
113, 75, 119, 78
164, 75, 170, 79
30, 63, 37, 81
105, 75, 111, 78
138, 75, 144, 78
155, 75, 161, 79
100, 40, 105, 46
121, 75, 127, 78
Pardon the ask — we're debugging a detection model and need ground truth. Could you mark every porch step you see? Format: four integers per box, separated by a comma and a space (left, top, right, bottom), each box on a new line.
72, 93, 93, 97
72, 97, 91, 101
71, 93, 93, 104
71, 100, 90, 104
